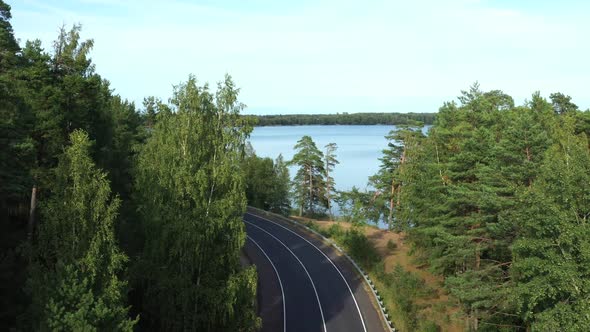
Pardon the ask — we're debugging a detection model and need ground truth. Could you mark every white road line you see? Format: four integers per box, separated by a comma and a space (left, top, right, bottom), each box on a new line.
246, 212, 368, 332
247, 236, 286, 332
245, 220, 327, 332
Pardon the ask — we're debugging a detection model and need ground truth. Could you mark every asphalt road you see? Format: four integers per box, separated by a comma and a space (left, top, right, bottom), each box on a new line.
244, 211, 387, 332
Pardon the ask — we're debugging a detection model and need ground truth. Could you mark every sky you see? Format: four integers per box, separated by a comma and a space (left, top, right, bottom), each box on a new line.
10, 0, 590, 114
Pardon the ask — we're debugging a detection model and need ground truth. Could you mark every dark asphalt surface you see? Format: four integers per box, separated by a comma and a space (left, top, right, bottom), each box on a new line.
244, 212, 387, 332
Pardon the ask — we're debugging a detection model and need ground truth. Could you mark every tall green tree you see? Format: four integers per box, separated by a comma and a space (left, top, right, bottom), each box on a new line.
370, 125, 423, 230
550, 92, 578, 115
509, 117, 590, 331
243, 151, 291, 216
141, 96, 169, 129
0, 3, 36, 328
270, 154, 291, 215
243, 149, 276, 210
25, 24, 111, 179
134, 75, 259, 331
335, 187, 381, 224
324, 142, 339, 219
289, 135, 325, 216
0, 0, 35, 216
27, 130, 135, 331
0, 0, 19, 71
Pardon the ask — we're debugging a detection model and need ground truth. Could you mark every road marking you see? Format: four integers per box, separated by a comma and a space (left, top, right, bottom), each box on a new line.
247, 236, 286, 332
246, 212, 368, 332
245, 220, 327, 332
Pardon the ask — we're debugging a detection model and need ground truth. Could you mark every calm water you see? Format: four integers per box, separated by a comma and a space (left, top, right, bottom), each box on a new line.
248, 125, 398, 191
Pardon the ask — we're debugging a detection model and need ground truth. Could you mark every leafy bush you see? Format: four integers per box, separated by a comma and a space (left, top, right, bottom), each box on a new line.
379, 264, 436, 331
419, 320, 440, 332
326, 224, 344, 238
340, 229, 380, 270
386, 239, 397, 252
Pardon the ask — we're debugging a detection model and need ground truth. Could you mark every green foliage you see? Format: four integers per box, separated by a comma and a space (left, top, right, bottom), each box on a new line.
381, 84, 590, 330
386, 239, 397, 252
370, 125, 425, 230
0, 0, 20, 71
243, 150, 291, 216
3, 14, 260, 331
28, 130, 136, 331
324, 142, 339, 218
327, 223, 344, 238
0, 0, 34, 215
509, 117, 590, 331
420, 320, 440, 332
272, 154, 292, 215
549, 92, 578, 115
316, 219, 430, 331
335, 186, 381, 224
134, 75, 258, 331
289, 135, 326, 216
252, 112, 436, 126
339, 228, 381, 270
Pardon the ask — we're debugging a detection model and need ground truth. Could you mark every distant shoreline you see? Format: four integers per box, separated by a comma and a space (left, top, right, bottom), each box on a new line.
247, 112, 436, 126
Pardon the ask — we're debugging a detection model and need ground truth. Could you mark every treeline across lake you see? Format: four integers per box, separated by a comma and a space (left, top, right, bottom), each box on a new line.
251, 112, 436, 126
1, 3, 258, 331
280, 83, 590, 331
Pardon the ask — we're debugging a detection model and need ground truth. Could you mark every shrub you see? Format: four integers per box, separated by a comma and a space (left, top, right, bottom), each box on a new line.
386, 239, 397, 252
341, 229, 380, 270
419, 320, 440, 332
326, 224, 344, 238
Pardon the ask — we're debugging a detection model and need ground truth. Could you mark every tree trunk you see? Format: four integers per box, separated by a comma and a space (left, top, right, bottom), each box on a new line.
388, 179, 395, 229
309, 165, 313, 214
393, 146, 407, 229
435, 143, 446, 185
326, 168, 331, 220
300, 175, 305, 216
27, 185, 37, 240
475, 244, 481, 270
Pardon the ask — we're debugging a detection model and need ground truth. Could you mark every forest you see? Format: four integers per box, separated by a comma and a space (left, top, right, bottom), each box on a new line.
0, 2, 264, 330
283, 84, 590, 330
251, 112, 436, 126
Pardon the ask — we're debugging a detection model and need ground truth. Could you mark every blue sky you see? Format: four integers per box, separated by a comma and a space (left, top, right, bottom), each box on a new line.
10, 0, 590, 114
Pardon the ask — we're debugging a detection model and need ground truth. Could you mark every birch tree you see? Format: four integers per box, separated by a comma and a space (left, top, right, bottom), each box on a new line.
28, 130, 135, 331
134, 75, 259, 331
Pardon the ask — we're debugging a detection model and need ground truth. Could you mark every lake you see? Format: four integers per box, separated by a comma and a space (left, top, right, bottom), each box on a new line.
248, 125, 398, 192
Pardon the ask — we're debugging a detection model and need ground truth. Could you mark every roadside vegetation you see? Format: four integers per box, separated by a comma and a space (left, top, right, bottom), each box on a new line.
301, 219, 458, 331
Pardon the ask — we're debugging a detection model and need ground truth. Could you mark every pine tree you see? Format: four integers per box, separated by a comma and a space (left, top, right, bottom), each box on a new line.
324, 142, 339, 219
289, 135, 325, 216
0, 0, 35, 215
370, 125, 423, 230
510, 116, 590, 331
28, 130, 136, 331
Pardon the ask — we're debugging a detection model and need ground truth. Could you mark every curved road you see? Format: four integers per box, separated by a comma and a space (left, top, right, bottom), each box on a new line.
244, 211, 387, 332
